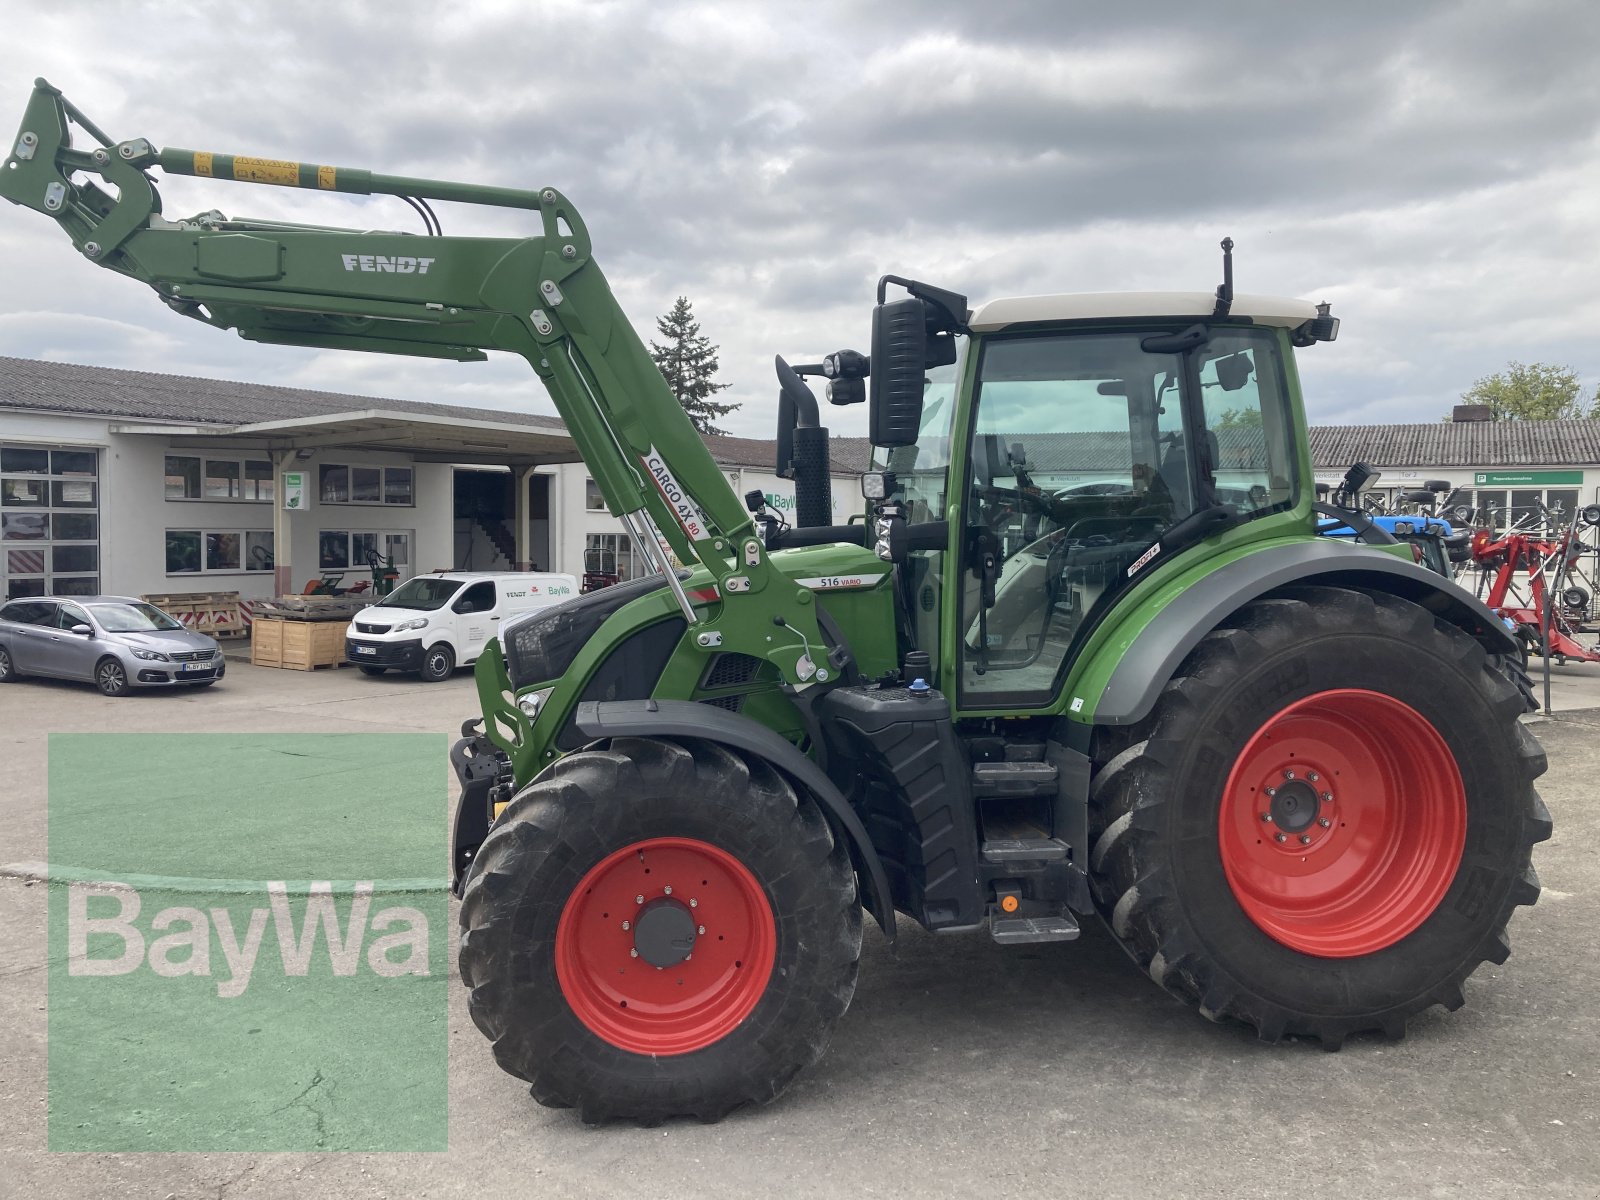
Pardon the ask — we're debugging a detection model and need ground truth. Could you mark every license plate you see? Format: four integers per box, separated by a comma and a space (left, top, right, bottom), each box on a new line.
181, 660, 209, 673
355, 645, 377, 655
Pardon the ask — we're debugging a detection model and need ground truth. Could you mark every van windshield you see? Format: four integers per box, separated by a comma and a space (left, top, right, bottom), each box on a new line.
383, 577, 461, 611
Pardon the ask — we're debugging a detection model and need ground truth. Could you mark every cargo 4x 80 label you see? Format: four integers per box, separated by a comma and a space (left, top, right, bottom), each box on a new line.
640, 449, 711, 541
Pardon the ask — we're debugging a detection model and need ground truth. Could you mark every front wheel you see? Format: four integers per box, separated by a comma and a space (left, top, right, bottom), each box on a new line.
417, 643, 455, 682
0, 645, 17, 682
1088, 585, 1550, 1048
95, 657, 131, 697
458, 736, 862, 1123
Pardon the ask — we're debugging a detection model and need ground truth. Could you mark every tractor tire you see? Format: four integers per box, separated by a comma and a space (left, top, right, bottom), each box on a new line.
458, 736, 862, 1123
1087, 584, 1550, 1049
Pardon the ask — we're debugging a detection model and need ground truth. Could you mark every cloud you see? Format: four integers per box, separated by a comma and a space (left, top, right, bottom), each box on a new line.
2, 0, 1597, 441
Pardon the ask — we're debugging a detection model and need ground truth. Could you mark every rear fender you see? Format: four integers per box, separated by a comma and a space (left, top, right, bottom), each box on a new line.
1087, 539, 1518, 727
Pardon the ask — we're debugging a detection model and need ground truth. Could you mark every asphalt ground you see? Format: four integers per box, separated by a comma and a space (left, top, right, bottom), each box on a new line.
1, 659, 1597, 1198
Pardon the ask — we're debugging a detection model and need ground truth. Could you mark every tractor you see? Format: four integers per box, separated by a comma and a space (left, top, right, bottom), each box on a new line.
3, 81, 1549, 1125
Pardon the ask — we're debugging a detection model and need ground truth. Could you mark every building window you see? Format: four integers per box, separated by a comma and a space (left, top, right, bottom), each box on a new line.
166, 455, 272, 502
3, 445, 100, 600
584, 478, 607, 511
319, 463, 414, 507
319, 529, 413, 574
166, 529, 273, 574
245, 459, 275, 502
584, 532, 638, 579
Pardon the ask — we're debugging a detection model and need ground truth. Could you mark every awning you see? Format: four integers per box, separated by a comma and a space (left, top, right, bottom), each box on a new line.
109, 407, 581, 466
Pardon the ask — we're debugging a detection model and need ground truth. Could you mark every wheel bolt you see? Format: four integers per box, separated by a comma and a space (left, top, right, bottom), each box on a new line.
1264, 786, 1277, 798
1274, 832, 1287, 843
1320, 792, 1333, 804
664, 885, 672, 895
1318, 817, 1331, 828
635, 894, 644, 904
1260, 813, 1274, 823
1306, 771, 1319, 783
1299, 834, 1312, 845
629, 948, 638, 958
690, 898, 698, 908
621, 920, 630, 931
698, 925, 706, 935
1283, 768, 1296, 781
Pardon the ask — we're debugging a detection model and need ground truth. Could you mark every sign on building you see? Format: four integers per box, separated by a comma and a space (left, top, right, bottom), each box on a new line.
282, 470, 306, 510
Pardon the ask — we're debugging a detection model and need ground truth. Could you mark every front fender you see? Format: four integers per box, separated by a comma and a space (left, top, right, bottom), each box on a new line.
1087, 539, 1519, 727
575, 698, 897, 944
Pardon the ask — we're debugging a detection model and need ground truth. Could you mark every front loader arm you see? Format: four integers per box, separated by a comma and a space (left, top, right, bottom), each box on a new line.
2, 79, 831, 689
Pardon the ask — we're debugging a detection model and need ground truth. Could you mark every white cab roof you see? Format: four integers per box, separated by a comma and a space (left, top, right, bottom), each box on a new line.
967, 291, 1319, 333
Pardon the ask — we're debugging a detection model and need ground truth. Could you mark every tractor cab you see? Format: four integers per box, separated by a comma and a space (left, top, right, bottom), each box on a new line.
855, 275, 1332, 713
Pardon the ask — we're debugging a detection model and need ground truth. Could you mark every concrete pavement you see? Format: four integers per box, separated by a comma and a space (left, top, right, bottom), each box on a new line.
0, 660, 1596, 1198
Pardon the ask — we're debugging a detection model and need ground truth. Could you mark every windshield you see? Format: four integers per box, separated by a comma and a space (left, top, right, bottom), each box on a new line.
383, 577, 462, 611
873, 338, 966, 524
89, 602, 184, 632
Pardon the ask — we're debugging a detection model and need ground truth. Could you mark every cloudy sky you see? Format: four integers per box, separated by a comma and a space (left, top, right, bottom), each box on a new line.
2, 0, 1598, 438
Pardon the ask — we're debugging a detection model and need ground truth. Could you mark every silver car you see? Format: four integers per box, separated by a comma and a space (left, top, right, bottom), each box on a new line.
0, 595, 225, 696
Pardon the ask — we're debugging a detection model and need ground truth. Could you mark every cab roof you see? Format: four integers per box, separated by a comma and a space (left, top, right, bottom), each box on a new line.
967, 291, 1320, 333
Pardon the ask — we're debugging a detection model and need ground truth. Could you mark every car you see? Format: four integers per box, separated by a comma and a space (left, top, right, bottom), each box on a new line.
0, 595, 225, 696
345, 571, 579, 682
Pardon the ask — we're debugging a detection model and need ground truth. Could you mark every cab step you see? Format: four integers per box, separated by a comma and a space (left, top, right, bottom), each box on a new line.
990, 913, 1081, 945
981, 837, 1070, 864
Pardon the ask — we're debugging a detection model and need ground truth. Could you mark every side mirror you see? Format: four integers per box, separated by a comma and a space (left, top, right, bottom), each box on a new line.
869, 296, 928, 447
70, 623, 93, 635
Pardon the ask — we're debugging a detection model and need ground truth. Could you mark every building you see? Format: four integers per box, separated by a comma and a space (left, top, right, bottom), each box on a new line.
5, 354, 1599, 603
0, 357, 860, 603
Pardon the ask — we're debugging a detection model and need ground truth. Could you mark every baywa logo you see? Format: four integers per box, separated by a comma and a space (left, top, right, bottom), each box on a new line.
48, 732, 447, 1151
69, 880, 429, 999
341, 253, 436, 275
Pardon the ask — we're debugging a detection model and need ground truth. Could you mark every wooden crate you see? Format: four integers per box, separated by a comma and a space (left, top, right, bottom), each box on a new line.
250, 618, 350, 671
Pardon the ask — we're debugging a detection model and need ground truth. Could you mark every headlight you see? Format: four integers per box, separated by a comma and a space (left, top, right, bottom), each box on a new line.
517, 687, 554, 721
130, 648, 169, 661
395, 616, 429, 632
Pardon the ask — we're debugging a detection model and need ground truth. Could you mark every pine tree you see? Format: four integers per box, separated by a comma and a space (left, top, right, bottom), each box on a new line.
649, 296, 738, 436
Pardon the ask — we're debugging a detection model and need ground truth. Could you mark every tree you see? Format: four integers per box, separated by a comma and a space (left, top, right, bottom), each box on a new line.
1456, 361, 1599, 421
649, 296, 738, 436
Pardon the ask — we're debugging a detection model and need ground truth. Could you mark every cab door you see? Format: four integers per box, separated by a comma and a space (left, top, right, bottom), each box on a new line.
452, 581, 499, 662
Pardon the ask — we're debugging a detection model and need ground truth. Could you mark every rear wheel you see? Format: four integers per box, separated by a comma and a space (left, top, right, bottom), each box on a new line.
459, 736, 862, 1123
418, 643, 454, 682
95, 657, 131, 697
0, 646, 16, 682
1088, 585, 1550, 1047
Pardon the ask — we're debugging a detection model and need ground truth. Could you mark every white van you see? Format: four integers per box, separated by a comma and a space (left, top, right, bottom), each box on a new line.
345, 571, 578, 682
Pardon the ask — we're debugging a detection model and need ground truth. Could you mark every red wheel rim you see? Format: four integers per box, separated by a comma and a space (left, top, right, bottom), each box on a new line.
555, 837, 776, 1055
1218, 688, 1466, 957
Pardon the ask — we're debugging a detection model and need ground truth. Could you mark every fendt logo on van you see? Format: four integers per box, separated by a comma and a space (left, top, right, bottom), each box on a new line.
641, 449, 710, 540
47, 732, 446, 1152
340, 253, 436, 275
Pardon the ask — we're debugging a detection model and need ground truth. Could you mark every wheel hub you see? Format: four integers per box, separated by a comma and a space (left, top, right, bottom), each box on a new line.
1269, 779, 1320, 833
633, 897, 697, 968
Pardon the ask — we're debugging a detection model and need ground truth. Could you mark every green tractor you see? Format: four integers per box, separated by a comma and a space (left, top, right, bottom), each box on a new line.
5, 81, 1549, 1124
